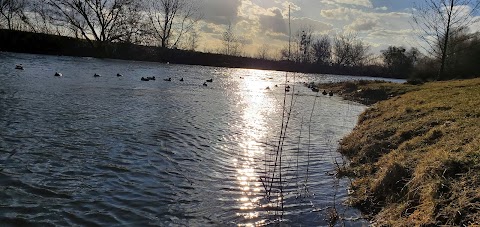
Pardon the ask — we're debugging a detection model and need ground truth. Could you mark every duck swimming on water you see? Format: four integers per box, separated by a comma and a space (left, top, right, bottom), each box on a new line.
54, 72, 63, 77
206, 79, 213, 82
94, 73, 101, 77
15, 64, 24, 70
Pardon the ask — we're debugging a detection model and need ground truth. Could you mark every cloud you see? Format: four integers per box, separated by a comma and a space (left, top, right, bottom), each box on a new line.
376, 6, 388, 11
320, 8, 372, 21
291, 17, 334, 34
259, 8, 287, 34
345, 18, 378, 31
201, 0, 242, 25
320, 0, 373, 8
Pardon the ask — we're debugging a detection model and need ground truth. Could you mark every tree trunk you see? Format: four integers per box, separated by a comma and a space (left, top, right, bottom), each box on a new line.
438, 0, 455, 80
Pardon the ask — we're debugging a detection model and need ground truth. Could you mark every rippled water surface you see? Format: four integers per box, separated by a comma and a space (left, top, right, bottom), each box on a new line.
0, 52, 399, 226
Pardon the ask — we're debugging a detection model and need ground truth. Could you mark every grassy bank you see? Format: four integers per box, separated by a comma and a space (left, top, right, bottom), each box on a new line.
325, 79, 480, 225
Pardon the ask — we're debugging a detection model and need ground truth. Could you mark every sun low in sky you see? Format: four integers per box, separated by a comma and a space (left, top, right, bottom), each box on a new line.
195, 0, 480, 57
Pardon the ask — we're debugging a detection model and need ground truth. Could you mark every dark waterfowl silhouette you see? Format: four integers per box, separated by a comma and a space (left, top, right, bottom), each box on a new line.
54, 72, 63, 77
164, 77, 171, 81
206, 79, 213, 82
147, 76, 156, 80
203, 82, 208, 86
141, 77, 149, 81
117, 73, 123, 77
15, 64, 24, 70
94, 73, 101, 77
180, 78, 184, 81
312, 87, 319, 92
329, 91, 333, 96
322, 90, 327, 95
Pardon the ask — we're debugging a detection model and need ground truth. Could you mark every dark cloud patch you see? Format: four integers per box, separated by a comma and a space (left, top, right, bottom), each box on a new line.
201, 0, 242, 25
259, 8, 287, 34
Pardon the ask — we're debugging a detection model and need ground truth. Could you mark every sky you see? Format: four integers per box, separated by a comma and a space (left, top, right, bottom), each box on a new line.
194, 0, 480, 57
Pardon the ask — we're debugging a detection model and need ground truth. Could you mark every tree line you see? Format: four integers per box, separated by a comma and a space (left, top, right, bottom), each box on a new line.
0, 0, 202, 50
1, 0, 479, 81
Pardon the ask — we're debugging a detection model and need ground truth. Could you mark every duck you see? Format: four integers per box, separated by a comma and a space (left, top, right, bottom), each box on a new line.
322, 90, 327, 95
147, 76, 156, 80
54, 72, 63, 77
117, 73, 123, 77
329, 91, 334, 96
312, 87, 319, 92
286, 85, 291, 89
180, 78, 184, 81
94, 73, 101, 77
206, 79, 213, 82
15, 64, 24, 70
265, 86, 270, 90
203, 82, 208, 86
141, 77, 149, 81
164, 77, 171, 81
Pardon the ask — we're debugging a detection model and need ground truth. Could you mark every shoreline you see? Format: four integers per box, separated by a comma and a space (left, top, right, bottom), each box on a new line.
0, 29, 401, 79
322, 79, 480, 225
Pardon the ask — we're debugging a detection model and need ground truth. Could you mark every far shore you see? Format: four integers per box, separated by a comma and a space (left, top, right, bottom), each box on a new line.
0, 29, 402, 79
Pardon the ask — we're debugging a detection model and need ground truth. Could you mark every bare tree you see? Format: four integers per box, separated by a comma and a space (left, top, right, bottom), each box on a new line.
289, 26, 314, 63
332, 33, 370, 66
222, 23, 240, 56
146, 0, 201, 48
413, 0, 480, 79
182, 27, 200, 51
256, 44, 271, 59
45, 0, 141, 47
312, 35, 331, 65
26, 0, 51, 33
0, 0, 28, 30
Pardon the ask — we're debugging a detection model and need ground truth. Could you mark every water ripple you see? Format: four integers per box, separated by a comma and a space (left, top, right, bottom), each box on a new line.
0, 53, 400, 226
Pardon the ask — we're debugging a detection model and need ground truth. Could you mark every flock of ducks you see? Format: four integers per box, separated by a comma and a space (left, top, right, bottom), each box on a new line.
15, 64, 333, 95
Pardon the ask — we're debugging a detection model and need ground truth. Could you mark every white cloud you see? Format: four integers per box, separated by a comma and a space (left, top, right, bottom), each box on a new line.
345, 18, 378, 31
320, 0, 373, 8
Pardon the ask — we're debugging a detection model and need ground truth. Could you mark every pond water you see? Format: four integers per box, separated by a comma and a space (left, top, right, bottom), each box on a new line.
0, 52, 401, 226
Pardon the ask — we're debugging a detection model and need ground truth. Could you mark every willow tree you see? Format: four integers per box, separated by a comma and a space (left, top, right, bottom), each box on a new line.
146, 0, 201, 48
413, 0, 480, 80
46, 0, 142, 47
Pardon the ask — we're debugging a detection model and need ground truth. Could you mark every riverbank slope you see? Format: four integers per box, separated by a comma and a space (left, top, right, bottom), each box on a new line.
323, 79, 480, 225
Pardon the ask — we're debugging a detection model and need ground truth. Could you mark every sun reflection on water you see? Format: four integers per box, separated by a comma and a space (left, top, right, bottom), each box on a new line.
232, 69, 278, 226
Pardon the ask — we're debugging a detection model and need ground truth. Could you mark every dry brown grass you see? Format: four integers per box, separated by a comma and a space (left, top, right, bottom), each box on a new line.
334, 78, 480, 226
